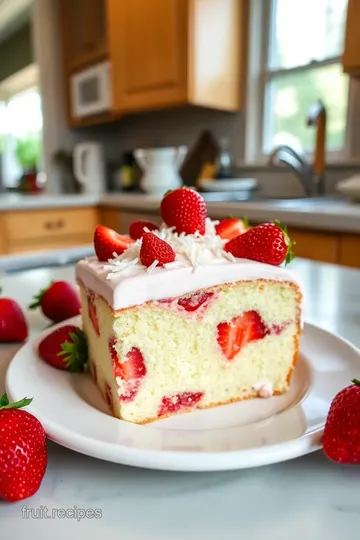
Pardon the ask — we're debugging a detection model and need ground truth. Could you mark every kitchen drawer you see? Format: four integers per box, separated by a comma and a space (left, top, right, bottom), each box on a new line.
7, 234, 94, 255
4, 207, 98, 242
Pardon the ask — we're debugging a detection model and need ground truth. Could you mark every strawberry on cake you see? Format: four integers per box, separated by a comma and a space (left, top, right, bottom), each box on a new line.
76, 188, 303, 424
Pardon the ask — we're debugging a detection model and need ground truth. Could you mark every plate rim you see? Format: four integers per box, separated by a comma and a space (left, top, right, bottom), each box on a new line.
5, 319, 359, 471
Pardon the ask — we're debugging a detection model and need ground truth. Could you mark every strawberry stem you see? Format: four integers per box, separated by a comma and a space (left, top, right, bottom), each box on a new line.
29, 282, 53, 310
274, 220, 295, 265
352, 378, 360, 385
57, 328, 88, 372
0, 393, 33, 410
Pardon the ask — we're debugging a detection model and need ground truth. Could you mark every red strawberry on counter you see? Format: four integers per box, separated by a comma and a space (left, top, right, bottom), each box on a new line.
29, 280, 81, 323
160, 187, 207, 235
129, 220, 159, 240
225, 221, 294, 266
217, 310, 266, 360
0, 293, 28, 342
215, 217, 248, 240
38, 325, 88, 371
323, 379, 360, 464
94, 225, 134, 262
140, 232, 175, 268
0, 393, 47, 502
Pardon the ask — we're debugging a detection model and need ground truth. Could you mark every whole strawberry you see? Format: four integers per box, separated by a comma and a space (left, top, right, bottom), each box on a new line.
94, 225, 134, 261
29, 280, 81, 322
38, 325, 88, 371
140, 232, 175, 268
0, 394, 47, 502
225, 221, 294, 266
0, 294, 28, 342
323, 379, 360, 464
129, 220, 159, 240
160, 187, 207, 235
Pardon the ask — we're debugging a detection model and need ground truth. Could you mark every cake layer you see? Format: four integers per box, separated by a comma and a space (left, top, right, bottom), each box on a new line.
80, 279, 301, 424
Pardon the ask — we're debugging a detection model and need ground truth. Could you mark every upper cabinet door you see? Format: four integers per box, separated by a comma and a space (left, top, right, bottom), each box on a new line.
107, 0, 188, 112
60, 0, 108, 73
342, 0, 360, 74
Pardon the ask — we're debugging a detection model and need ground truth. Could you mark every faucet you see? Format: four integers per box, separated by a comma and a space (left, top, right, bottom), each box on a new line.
268, 145, 316, 196
306, 100, 326, 195
268, 100, 327, 197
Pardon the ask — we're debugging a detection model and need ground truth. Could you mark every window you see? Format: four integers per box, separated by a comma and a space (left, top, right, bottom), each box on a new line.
256, 0, 349, 158
0, 87, 43, 187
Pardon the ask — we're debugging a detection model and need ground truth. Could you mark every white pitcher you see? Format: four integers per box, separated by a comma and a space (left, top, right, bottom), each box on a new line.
134, 146, 187, 195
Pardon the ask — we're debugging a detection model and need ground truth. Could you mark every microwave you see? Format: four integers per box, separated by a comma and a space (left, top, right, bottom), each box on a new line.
70, 61, 112, 118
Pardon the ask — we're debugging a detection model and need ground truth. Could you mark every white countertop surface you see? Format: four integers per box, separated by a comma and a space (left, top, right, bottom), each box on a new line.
1, 192, 360, 233
1, 258, 360, 538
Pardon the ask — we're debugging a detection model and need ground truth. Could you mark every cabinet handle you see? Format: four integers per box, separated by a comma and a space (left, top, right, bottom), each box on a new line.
44, 219, 65, 230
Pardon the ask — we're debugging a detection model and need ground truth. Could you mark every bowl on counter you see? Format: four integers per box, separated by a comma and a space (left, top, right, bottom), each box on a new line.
198, 178, 258, 192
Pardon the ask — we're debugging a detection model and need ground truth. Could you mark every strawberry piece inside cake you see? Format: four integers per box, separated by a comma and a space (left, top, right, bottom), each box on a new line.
76, 200, 303, 424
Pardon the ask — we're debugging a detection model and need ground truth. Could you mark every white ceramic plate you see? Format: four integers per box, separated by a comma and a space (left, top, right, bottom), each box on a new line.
5, 317, 360, 471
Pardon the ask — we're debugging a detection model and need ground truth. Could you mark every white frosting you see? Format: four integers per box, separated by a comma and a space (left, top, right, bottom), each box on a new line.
75, 219, 304, 311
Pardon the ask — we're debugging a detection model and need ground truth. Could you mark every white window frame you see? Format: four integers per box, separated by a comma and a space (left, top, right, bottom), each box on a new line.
245, 0, 356, 165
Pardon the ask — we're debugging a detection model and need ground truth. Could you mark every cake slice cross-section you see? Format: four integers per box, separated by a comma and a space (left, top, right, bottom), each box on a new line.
76, 213, 303, 424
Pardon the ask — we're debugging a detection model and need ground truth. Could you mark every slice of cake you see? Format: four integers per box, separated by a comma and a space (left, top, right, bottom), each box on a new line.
76, 189, 303, 424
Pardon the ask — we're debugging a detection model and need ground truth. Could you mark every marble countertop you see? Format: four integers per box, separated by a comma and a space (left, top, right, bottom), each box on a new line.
1, 259, 360, 538
1, 192, 360, 233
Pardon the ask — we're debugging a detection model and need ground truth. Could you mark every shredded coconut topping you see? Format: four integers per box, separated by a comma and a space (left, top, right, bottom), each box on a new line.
104, 218, 236, 279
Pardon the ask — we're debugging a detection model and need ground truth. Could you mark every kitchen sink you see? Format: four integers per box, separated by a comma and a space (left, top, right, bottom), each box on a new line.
201, 192, 350, 206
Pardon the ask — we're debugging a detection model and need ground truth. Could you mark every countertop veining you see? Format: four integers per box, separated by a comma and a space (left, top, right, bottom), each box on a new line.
1, 258, 360, 537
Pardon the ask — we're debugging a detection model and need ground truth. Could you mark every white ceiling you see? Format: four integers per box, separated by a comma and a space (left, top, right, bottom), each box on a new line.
0, 0, 33, 42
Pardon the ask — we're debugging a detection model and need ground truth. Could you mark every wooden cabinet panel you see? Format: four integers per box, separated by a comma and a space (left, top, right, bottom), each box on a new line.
7, 235, 94, 255
342, 0, 360, 73
107, 0, 188, 112
0, 215, 6, 254
287, 228, 339, 263
339, 234, 360, 268
60, 0, 108, 73
98, 208, 121, 231
4, 208, 98, 242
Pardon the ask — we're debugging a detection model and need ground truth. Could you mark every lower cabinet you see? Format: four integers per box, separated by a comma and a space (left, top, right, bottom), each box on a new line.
0, 207, 98, 255
286, 228, 339, 264
338, 234, 360, 268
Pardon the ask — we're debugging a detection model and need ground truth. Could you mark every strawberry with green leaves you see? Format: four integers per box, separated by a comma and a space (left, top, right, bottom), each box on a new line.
38, 325, 88, 371
0, 394, 47, 502
0, 288, 28, 342
225, 221, 295, 266
29, 280, 81, 322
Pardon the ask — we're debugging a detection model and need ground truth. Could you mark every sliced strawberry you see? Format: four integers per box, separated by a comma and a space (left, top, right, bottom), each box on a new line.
216, 310, 266, 360
90, 361, 98, 384
129, 220, 159, 240
94, 225, 134, 262
177, 292, 214, 312
140, 232, 175, 268
215, 217, 248, 240
109, 340, 146, 402
267, 321, 289, 335
159, 391, 204, 418
87, 292, 100, 336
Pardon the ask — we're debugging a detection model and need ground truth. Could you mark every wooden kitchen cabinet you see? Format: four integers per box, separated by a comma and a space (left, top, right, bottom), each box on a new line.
60, 0, 108, 73
1, 207, 98, 255
273, 227, 340, 264
342, 0, 360, 74
338, 234, 360, 268
107, 0, 245, 113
